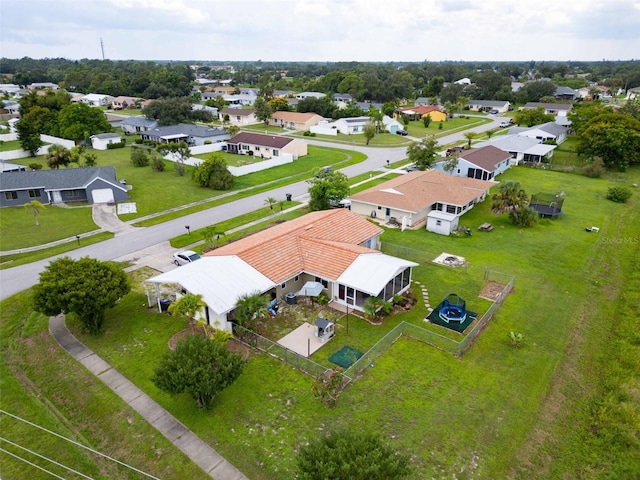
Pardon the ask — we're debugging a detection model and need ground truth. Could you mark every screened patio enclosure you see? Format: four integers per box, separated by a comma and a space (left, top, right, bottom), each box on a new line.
336, 263, 414, 310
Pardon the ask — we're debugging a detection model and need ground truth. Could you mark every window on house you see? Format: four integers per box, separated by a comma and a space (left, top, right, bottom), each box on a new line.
294, 275, 299, 282
314, 277, 328, 289
5, 191, 17, 200
28, 190, 41, 198
67, 190, 81, 198
273, 150, 279, 156
446, 205, 456, 214
281, 282, 286, 289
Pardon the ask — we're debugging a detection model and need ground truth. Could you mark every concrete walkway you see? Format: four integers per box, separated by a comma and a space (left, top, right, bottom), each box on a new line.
48, 315, 248, 480
92, 203, 138, 236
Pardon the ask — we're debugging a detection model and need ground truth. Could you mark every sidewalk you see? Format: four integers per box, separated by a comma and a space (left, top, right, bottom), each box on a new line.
48, 314, 248, 480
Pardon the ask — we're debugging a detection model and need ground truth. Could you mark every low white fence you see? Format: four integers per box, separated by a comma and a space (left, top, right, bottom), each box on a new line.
0, 134, 76, 161
310, 125, 338, 136
228, 153, 293, 176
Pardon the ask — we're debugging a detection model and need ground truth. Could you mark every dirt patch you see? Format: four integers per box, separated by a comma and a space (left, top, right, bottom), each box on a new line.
167, 328, 250, 360
479, 281, 508, 301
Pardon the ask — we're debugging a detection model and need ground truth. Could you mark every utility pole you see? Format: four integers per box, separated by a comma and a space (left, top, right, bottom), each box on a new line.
100, 38, 105, 60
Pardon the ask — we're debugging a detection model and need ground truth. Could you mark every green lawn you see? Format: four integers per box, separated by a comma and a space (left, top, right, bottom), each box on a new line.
403, 115, 492, 138
0, 139, 23, 152
2, 154, 638, 478
0, 203, 99, 251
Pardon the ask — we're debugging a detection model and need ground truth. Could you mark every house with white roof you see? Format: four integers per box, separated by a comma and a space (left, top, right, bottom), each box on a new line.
81, 93, 115, 107
146, 209, 418, 331
509, 122, 568, 144
90, 133, 123, 150
522, 102, 572, 117
332, 116, 371, 135
120, 117, 158, 135
474, 135, 557, 165
382, 115, 404, 134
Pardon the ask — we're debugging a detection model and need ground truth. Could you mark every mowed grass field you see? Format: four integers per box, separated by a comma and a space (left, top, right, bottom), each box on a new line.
2, 165, 637, 478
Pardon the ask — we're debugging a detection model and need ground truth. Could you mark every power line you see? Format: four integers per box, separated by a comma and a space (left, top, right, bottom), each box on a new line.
0, 436, 94, 479
0, 447, 68, 480
0, 410, 161, 480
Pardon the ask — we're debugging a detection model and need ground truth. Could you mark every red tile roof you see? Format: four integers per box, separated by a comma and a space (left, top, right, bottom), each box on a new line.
205, 209, 382, 282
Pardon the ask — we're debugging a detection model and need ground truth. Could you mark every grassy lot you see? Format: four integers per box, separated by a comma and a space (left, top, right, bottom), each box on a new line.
2, 152, 638, 477
239, 124, 285, 134
403, 115, 492, 138
0, 232, 113, 270
0, 139, 23, 152
0, 204, 99, 251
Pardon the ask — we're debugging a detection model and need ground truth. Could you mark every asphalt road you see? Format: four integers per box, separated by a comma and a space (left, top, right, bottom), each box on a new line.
0, 115, 503, 300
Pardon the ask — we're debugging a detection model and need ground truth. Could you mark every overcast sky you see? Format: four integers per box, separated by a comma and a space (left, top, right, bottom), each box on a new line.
1, 0, 639, 62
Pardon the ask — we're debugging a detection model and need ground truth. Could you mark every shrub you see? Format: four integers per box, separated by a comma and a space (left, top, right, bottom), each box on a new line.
151, 154, 165, 172
582, 157, 606, 178
130, 147, 150, 167
438, 122, 443, 129
204, 140, 212, 145
316, 291, 329, 305
106, 141, 125, 150
29, 163, 43, 170
606, 186, 632, 203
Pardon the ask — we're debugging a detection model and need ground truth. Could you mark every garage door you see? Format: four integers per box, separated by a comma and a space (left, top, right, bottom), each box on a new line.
91, 188, 114, 204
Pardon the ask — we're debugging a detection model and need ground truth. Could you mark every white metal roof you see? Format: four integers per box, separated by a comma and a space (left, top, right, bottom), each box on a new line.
146, 256, 275, 315
337, 253, 418, 296
427, 210, 457, 220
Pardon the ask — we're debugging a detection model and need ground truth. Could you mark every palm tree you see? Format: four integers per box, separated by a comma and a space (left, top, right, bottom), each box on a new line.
491, 181, 530, 224
264, 196, 277, 211
23, 200, 45, 226
45, 144, 71, 169
463, 131, 479, 149
484, 128, 498, 140
233, 291, 269, 332
168, 293, 207, 333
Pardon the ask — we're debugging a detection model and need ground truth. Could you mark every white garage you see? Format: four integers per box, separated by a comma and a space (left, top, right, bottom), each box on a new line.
91, 188, 115, 204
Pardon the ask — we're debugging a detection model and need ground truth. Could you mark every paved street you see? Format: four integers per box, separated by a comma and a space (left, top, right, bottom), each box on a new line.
0, 115, 503, 301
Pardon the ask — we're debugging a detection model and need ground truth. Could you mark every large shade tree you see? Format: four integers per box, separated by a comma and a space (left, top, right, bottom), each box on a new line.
58, 102, 111, 143
406, 137, 438, 170
33, 257, 130, 334
307, 169, 350, 211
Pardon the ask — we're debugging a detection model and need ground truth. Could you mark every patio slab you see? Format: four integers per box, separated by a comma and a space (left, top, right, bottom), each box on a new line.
277, 322, 329, 357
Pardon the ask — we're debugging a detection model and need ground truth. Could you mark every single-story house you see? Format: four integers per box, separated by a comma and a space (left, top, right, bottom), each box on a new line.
332, 116, 371, 135
91, 133, 123, 150
433, 145, 512, 180
120, 117, 158, 135
397, 105, 446, 122
269, 111, 323, 131
2, 101, 20, 114
382, 115, 403, 134
240, 88, 260, 96
295, 92, 326, 100
455, 78, 472, 85
474, 135, 557, 165
192, 104, 218, 116
273, 89, 295, 98
28, 82, 60, 90
81, 93, 115, 107
111, 96, 143, 110
509, 122, 568, 144
226, 131, 308, 158
555, 86, 578, 100
626, 87, 640, 100
414, 97, 431, 106
201, 91, 226, 101
348, 169, 495, 234
146, 209, 418, 331
522, 102, 572, 117
105, 113, 127, 129
356, 101, 383, 112
0, 166, 128, 207
140, 124, 229, 146
70, 93, 86, 103
333, 93, 354, 109
219, 107, 259, 126
223, 93, 257, 106
466, 100, 511, 113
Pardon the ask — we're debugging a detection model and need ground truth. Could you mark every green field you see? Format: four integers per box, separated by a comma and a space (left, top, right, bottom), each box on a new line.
2, 164, 637, 479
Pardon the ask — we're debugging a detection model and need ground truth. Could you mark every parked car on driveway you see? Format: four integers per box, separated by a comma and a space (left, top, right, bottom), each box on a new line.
396, 129, 408, 136
173, 250, 201, 266
446, 146, 465, 156
405, 164, 420, 172
499, 121, 510, 128
489, 109, 499, 114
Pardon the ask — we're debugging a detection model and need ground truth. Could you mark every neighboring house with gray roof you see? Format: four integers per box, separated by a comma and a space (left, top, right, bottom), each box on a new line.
140, 124, 229, 146
434, 145, 512, 180
474, 135, 557, 164
509, 122, 568, 144
414, 97, 431, 106
0, 166, 128, 207
333, 93, 353, 109
295, 92, 326, 100
356, 101, 383, 112
466, 100, 511, 113
522, 102, 572, 117
120, 117, 158, 134
555, 86, 578, 100
91, 133, 123, 150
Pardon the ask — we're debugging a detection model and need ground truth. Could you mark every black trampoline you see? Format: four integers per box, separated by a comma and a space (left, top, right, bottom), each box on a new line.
529, 192, 564, 218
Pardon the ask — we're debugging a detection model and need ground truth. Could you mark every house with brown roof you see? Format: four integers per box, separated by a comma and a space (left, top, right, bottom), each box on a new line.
434, 145, 512, 181
226, 132, 308, 159
269, 111, 324, 131
146, 209, 418, 331
111, 96, 143, 110
219, 107, 259, 126
348, 169, 495, 235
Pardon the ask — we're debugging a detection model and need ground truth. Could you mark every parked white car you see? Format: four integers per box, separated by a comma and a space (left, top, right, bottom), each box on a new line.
173, 250, 201, 266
